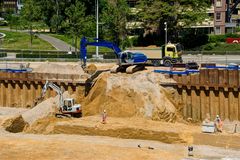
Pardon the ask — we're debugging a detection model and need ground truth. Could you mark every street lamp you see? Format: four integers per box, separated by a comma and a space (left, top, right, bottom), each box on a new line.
96, 0, 99, 58
164, 22, 167, 44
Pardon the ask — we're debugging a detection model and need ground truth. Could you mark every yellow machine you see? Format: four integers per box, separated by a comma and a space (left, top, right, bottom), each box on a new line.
143, 42, 183, 66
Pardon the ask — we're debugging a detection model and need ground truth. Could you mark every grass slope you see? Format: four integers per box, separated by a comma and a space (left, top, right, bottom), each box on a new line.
0, 30, 55, 50
48, 33, 113, 52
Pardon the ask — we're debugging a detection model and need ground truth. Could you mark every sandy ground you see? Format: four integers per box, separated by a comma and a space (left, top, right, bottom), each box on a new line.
0, 107, 240, 160
0, 62, 240, 160
0, 127, 240, 160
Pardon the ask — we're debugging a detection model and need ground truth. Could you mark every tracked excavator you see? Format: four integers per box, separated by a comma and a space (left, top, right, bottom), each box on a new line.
80, 37, 147, 74
42, 81, 82, 118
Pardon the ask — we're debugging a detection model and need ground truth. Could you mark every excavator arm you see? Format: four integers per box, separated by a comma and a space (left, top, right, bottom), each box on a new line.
42, 81, 64, 108
80, 37, 122, 68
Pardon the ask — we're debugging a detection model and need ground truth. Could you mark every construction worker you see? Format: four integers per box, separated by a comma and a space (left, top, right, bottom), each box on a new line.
102, 110, 107, 124
214, 115, 223, 132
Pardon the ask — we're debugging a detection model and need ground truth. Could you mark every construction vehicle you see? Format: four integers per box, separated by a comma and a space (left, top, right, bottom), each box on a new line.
80, 37, 147, 73
130, 42, 199, 69
133, 42, 183, 67
42, 81, 82, 118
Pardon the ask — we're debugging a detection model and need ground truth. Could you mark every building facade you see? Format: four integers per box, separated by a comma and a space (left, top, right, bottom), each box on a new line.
126, 0, 240, 35
1, 0, 23, 14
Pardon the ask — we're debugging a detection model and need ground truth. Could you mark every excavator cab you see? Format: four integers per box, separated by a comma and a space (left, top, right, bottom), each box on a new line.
63, 98, 76, 111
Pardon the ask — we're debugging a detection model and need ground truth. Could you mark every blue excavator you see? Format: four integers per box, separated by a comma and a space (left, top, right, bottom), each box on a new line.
80, 37, 147, 74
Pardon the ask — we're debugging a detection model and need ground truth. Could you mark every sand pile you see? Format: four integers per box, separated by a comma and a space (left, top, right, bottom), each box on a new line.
85, 64, 97, 74
1, 92, 73, 133
2, 115, 28, 133
22, 92, 71, 125
83, 72, 181, 122
33, 62, 87, 75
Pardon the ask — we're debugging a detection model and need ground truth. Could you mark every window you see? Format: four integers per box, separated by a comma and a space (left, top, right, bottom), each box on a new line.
215, 26, 221, 34
216, 0, 222, 7
127, 0, 137, 8
167, 47, 175, 52
216, 12, 221, 20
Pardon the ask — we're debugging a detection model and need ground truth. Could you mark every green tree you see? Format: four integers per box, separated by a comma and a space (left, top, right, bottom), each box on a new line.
137, 0, 211, 42
65, 1, 94, 53
20, 0, 41, 47
101, 0, 130, 46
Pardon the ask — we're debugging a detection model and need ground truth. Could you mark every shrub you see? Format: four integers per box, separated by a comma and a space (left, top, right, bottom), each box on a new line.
209, 33, 240, 43
0, 52, 7, 57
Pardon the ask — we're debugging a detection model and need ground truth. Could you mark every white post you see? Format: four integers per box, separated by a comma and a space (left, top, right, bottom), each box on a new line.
96, 0, 99, 58
164, 22, 167, 44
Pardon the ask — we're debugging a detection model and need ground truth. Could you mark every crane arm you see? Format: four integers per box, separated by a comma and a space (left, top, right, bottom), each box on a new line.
42, 81, 64, 108
80, 37, 122, 67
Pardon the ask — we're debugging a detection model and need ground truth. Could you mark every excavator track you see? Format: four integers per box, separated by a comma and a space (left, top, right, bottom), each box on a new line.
110, 65, 126, 73
126, 65, 145, 74
110, 65, 120, 73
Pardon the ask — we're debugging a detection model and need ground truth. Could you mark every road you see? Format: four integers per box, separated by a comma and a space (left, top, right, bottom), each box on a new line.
183, 54, 240, 65
0, 28, 76, 52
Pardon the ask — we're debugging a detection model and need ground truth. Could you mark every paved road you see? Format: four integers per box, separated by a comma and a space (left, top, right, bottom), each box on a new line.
183, 54, 240, 65
37, 34, 77, 51
0, 28, 76, 52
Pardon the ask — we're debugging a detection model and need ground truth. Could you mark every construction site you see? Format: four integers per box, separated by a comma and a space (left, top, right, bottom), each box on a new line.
0, 56, 239, 159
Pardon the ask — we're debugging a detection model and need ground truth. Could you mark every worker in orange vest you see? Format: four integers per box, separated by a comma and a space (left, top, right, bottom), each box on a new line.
214, 115, 223, 132
102, 110, 107, 124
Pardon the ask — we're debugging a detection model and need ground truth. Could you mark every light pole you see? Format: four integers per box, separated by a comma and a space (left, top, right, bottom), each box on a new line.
96, 0, 99, 58
164, 22, 167, 44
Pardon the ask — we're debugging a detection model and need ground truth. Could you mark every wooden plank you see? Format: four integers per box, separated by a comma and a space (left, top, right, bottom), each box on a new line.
191, 89, 201, 121
200, 89, 207, 120
186, 89, 192, 118
229, 90, 239, 121
0, 82, 4, 106
2, 83, 7, 107
219, 88, 225, 120
209, 89, 219, 117
209, 69, 218, 86
229, 70, 238, 88
22, 82, 28, 108
15, 82, 22, 107
239, 90, 240, 121
200, 69, 208, 86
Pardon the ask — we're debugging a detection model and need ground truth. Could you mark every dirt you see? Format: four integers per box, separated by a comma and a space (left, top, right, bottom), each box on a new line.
1, 62, 240, 159
2, 115, 28, 133
33, 62, 86, 75
83, 71, 182, 122
85, 63, 98, 74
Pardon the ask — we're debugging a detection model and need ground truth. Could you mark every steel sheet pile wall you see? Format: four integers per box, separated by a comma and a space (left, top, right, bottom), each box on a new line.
173, 69, 240, 121
0, 72, 85, 108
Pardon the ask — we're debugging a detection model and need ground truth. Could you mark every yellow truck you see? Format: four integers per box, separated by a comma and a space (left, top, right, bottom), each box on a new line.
129, 42, 183, 67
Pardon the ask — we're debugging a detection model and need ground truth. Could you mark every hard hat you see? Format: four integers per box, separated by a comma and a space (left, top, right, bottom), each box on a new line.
216, 115, 219, 118
103, 110, 106, 113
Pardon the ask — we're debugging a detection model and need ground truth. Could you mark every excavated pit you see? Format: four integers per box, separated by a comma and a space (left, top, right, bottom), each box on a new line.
0, 63, 240, 152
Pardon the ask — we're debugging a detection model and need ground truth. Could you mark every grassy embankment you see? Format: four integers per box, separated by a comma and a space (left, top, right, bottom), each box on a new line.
0, 30, 55, 50
48, 34, 113, 52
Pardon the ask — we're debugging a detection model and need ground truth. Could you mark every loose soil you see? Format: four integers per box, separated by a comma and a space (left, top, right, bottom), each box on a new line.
83, 71, 183, 122
0, 62, 240, 159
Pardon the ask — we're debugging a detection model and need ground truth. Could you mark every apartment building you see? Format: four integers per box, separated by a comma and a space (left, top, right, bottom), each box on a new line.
126, 0, 240, 35
0, 0, 22, 13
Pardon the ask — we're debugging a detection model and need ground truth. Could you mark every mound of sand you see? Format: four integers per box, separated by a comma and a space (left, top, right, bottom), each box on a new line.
22, 92, 71, 125
33, 62, 87, 75
83, 72, 182, 122
2, 115, 28, 133
85, 64, 97, 74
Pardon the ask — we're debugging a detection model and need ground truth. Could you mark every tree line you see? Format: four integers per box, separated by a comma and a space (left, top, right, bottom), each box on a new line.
3, 0, 211, 49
